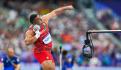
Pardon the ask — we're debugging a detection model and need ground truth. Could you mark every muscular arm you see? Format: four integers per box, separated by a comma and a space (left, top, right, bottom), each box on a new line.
24, 30, 38, 45
51, 5, 73, 16
41, 5, 73, 23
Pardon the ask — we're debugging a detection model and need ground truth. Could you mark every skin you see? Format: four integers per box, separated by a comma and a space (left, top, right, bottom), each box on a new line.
24, 5, 73, 70
42, 60, 55, 70
7, 48, 15, 57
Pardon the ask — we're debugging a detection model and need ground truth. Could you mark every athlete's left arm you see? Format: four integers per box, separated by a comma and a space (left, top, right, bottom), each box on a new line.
14, 57, 20, 70
14, 64, 20, 70
41, 5, 73, 23
0, 63, 3, 70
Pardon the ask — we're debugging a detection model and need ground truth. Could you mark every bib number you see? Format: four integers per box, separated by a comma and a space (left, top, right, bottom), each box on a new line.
43, 33, 52, 44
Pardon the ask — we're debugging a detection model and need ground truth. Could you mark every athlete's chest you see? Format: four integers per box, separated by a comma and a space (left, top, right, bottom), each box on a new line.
37, 25, 52, 44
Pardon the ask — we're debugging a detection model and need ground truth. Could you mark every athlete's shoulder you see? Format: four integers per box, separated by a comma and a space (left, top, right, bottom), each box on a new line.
12, 56, 20, 63
13, 56, 18, 59
0, 56, 7, 62
41, 14, 47, 19
13, 56, 20, 60
41, 15, 49, 24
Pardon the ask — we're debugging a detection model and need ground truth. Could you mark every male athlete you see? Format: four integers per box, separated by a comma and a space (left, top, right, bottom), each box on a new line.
0, 48, 20, 70
24, 5, 73, 70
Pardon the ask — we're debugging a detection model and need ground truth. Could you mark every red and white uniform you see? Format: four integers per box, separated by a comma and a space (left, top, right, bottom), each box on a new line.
29, 22, 54, 64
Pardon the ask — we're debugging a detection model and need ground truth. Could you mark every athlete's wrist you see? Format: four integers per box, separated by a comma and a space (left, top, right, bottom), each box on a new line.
33, 24, 40, 32
35, 30, 41, 39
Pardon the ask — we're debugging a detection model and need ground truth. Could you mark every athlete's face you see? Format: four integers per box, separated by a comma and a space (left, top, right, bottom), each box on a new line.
7, 48, 15, 57
33, 15, 43, 25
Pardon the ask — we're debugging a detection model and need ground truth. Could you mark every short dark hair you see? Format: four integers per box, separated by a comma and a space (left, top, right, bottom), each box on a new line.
29, 13, 38, 24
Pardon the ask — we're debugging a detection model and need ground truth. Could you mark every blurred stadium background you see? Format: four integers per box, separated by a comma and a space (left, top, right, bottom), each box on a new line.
0, 0, 121, 70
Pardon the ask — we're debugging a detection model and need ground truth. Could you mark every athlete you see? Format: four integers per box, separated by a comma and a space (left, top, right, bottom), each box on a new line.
0, 48, 20, 70
24, 5, 73, 70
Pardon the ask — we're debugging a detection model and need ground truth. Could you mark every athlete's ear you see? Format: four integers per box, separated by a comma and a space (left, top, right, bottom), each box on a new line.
29, 12, 38, 24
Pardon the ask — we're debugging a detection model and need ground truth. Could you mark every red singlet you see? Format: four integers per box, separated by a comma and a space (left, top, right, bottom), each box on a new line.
29, 23, 54, 64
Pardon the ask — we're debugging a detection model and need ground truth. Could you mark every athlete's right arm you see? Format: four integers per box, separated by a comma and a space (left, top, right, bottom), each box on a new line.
24, 29, 40, 45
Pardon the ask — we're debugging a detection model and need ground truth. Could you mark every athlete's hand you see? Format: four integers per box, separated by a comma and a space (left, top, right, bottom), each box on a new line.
67, 5, 73, 9
35, 30, 41, 39
33, 24, 40, 32
33, 25, 41, 39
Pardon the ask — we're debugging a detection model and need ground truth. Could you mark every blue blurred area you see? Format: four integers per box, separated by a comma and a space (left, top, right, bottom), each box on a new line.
95, 0, 121, 17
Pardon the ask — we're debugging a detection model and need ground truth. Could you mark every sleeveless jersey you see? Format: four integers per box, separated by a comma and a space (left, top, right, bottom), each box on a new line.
29, 23, 52, 53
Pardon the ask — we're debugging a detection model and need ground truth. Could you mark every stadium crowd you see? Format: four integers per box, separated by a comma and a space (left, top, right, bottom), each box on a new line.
0, 0, 121, 70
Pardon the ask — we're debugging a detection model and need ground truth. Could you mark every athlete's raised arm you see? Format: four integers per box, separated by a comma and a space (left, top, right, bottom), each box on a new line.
41, 5, 73, 23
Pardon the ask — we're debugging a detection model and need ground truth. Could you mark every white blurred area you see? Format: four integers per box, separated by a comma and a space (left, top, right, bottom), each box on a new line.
20, 63, 121, 70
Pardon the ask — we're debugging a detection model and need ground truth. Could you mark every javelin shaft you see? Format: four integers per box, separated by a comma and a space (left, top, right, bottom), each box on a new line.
87, 30, 121, 33
60, 53, 62, 70
59, 45, 62, 70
